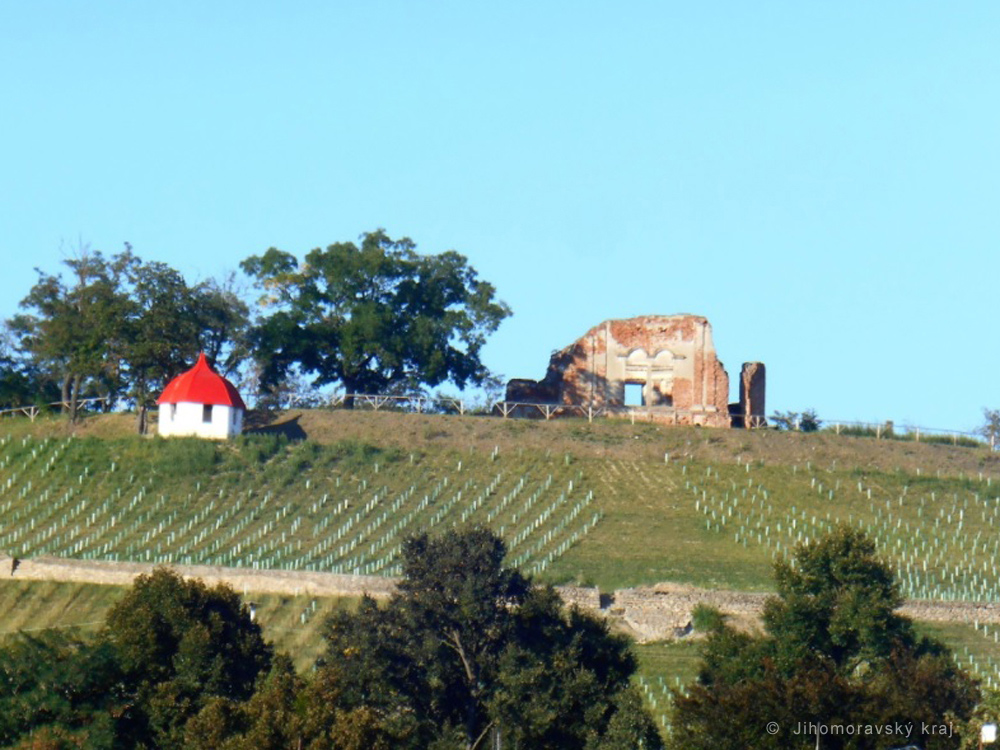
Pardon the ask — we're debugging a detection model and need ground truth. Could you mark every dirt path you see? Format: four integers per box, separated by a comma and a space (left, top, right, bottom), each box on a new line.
3, 554, 998, 642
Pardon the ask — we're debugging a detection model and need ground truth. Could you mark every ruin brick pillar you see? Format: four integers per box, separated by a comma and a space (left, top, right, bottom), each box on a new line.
739, 362, 766, 428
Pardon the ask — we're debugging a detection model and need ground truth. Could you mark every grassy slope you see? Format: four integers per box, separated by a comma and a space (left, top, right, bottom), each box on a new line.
0, 578, 359, 673
4, 408, 1000, 729
3, 410, 999, 593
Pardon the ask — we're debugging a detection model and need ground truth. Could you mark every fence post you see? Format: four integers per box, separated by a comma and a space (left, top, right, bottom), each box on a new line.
876, 424, 882, 440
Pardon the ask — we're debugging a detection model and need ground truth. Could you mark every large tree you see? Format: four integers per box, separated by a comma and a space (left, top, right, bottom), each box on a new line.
0, 327, 59, 407
240, 230, 511, 404
11, 245, 249, 429
0, 630, 119, 748
10, 247, 132, 421
118, 259, 250, 433
670, 527, 979, 750
101, 568, 272, 750
0, 568, 272, 749
979, 408, 1000, 450
318, 527, 661, 750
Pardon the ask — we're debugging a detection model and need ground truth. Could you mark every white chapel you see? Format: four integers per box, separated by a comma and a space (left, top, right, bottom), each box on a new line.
156, 353, 246, 439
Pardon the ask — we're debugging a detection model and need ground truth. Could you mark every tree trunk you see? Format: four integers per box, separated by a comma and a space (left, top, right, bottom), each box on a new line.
341, 378, 358, 410
69, 374, 82, 424
135, 378, 148, 435
61, 373, 72, 419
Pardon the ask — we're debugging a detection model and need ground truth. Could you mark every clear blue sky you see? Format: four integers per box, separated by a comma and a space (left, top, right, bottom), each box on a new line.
3, 2, 998, 432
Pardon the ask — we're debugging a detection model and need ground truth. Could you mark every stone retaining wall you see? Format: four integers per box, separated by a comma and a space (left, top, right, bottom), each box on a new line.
4, 555, 997, 642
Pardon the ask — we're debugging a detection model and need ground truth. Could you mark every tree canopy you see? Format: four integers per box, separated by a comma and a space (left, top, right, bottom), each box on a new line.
670, 526, 979, 750
0, 329, 58, 407
240, 230, 511, 401
102, 568, 273, 749
10, 245, 249, 426
317, 527, 661, 750
0, 568, 271, 750
979, 408, 1000, 449
11, 248, 130, 419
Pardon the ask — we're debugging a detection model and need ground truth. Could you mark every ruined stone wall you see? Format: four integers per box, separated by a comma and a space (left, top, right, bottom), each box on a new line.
506, 314, 732, 427
596, 584, 1000, 643
736, 362, 767, 427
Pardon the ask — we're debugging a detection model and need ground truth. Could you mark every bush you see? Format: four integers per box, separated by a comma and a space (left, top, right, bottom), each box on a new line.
769, 409, 821, 432
691, 604, 725, 633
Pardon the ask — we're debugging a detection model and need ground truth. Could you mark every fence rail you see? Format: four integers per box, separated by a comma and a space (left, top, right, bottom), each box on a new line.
0, 398, 111, 423
328, 393, 467, 414
493, 402, 731, 425
0, 393, 991, 448
820, 419, 988, 448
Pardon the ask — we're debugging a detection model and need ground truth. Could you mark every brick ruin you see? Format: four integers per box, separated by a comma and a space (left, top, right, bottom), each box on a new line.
506, 314, 765, 428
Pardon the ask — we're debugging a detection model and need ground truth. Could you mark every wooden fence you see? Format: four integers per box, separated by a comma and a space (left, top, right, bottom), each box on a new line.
0, 398, 111, 422
0, 393, 990, 448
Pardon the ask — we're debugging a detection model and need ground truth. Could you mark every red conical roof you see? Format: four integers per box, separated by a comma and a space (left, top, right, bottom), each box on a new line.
156, 353, 246, 409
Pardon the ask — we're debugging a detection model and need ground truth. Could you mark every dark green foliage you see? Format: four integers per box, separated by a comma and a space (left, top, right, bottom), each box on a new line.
184, 655, 307, 750
691, 603, 725, 633
178, 529, 657, 749
670, 527, 979, 749
800, 409, 822, 432
322, 528, 530, 747
488, 588, 648, 749
764, 526, 910, 674
101, 567, 272, 749
0, 334, 60, 407
11, 246, 248, 427
320, 527, 662, 750
770, 409, 822, 432
0, 361, 34, 408
0, 571, 272, 749
0, 630, 119, 748
591, 687, 666, 750
673, 656, 859, 750
11, 248, 129, 420
241, 230, 511, 399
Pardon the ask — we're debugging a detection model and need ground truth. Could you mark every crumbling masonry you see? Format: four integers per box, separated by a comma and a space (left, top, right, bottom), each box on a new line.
506, 314, 765, 428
